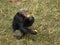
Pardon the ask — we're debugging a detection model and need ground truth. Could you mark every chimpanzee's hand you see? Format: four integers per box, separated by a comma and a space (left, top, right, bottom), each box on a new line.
28, 16, 34, 21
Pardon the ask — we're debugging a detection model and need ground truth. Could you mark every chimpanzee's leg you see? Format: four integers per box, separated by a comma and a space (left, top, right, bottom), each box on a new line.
12, 24, 24, 39
24, 27, 37, 35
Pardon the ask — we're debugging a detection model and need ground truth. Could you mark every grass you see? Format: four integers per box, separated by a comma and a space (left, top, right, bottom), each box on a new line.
0, 0, 60, 45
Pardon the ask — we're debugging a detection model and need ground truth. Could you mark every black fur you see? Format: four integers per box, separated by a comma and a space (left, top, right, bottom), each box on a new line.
12, 12, 37, 37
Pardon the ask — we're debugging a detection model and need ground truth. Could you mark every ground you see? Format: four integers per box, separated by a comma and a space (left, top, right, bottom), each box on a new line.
0, 0, 60, 45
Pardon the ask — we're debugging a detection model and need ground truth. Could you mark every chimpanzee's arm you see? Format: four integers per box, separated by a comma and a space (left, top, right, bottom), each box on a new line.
25, 16, 34, 26
28, 16, 34, 21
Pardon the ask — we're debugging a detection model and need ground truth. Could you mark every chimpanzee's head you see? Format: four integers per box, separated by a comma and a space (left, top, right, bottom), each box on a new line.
19, 8, 30, 18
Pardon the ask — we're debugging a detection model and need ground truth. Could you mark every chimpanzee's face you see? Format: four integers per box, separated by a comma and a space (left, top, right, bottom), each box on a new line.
22, 10, 30, 18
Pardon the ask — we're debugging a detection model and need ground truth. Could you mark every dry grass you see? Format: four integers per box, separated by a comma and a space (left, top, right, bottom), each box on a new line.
0, 0, 60, 45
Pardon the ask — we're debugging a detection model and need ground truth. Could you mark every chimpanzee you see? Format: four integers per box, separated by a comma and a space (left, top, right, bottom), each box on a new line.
12, 8, 37, 39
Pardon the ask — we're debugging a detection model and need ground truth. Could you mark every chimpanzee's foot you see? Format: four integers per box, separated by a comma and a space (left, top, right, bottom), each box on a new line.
34, 30, 38, 34
13, 30, 23, 39
32, 30, 38, 35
